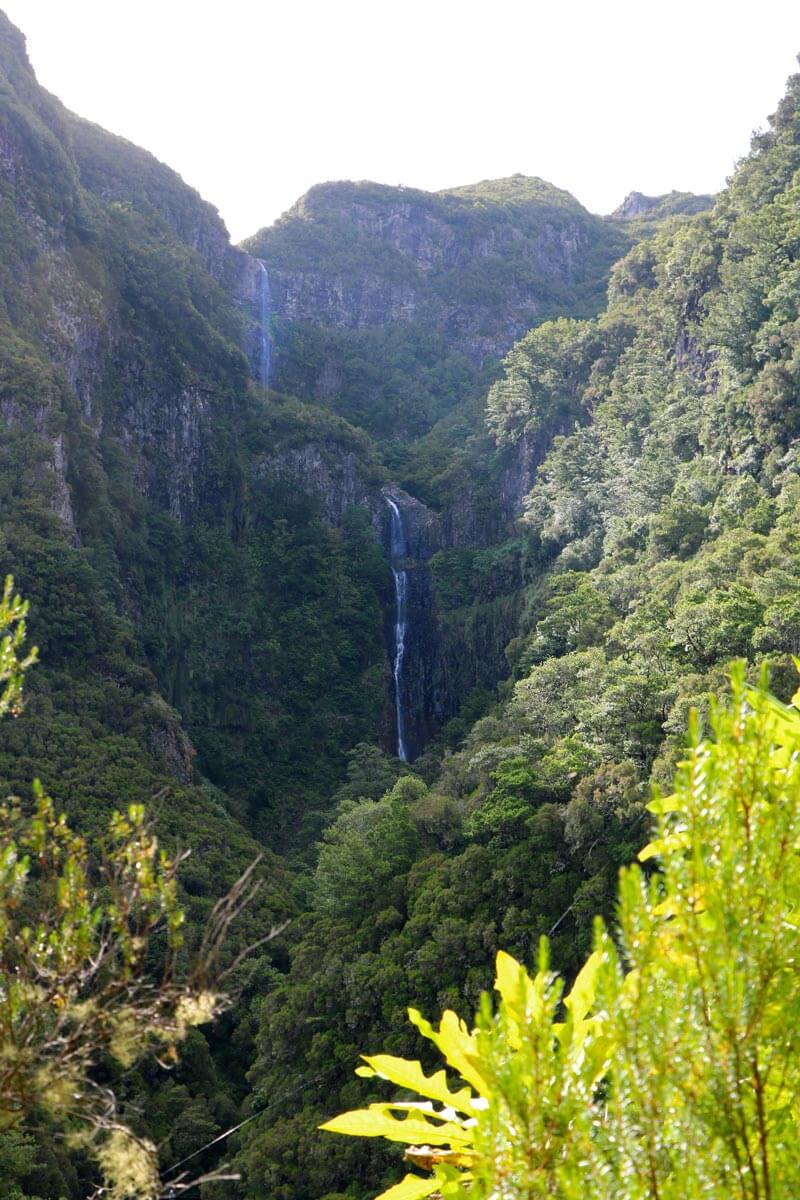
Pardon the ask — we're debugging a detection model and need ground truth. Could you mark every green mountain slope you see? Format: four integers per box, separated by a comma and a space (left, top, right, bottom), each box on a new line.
0, 15, 388, 1190
0, 8, 392, 853
240, 174, 702, 758
236, 62, 800, 1200
611, 187, 715, 223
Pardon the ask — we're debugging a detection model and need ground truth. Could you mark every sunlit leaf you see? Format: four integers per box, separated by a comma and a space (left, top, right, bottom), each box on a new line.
638, 831, 690, 862
563, 949, 602, 1025
408, 1008, 487, 1094
646, 792, 682, 814
373, 1173, 441, 1200
319, 1103, 472, 1146
358, 1053, 472, 1112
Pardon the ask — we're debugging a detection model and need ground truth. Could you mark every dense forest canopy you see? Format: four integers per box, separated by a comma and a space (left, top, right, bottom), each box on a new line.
0, 6, 799, 1197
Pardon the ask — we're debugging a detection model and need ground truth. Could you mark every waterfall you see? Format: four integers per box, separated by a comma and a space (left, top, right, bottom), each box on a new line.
385, 496, 409, 762
256, 260, 272, 388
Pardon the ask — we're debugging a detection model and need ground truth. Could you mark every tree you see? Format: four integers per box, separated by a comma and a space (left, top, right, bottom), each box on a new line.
313, 778, 422, 917
324, 663, 800, 1199
0, 580, 276, 1198
0, 576, 37, 719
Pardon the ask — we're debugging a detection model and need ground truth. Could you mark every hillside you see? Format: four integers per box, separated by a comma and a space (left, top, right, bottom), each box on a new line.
235, 63, 800, 1199
0, 13, 388, 1189
238, 174, 705, 759
0, 11, 649, 1192
611, 188, 715, 222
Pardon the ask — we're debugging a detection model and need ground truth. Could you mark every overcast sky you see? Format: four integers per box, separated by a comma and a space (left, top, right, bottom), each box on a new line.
4, 1, 800, 242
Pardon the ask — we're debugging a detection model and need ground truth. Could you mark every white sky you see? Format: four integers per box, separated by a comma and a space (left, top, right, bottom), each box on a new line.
4, 1, 800, 242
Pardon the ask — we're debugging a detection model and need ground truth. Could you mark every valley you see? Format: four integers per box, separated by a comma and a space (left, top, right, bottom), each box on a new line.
1, 8, 800, 1197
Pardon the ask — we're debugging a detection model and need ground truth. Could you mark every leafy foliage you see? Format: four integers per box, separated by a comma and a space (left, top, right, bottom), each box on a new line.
0, 577, 37, 718
0, 583, 281, 1198
1, 788, 217, 1197
326, 666, 800, 1199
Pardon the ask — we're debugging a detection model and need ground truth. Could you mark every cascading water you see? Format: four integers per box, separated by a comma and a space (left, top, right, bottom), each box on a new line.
256, 260, 272, 388
385, 496, 409, 761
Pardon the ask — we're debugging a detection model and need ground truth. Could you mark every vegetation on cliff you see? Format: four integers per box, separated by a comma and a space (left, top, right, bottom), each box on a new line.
243, 175, 631, 442
235, 61, 800, 1199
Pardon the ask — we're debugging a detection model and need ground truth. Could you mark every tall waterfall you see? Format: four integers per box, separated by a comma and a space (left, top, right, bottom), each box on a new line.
386, 496, 409, 762
256, 260, 272, 388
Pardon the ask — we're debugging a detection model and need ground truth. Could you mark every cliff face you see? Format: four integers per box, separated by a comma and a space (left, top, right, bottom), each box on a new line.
242, 176, 632, 438
260, 180, 607, 355
0, 27, 225, 521
0, 11, 292, 526
65, 114, 238, 283
258, 439, 382, 526
237, 175, 638, 755
377, 425, 552, 758
0, 12, 389, 842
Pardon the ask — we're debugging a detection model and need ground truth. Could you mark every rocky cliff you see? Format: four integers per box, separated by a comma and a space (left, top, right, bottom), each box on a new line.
242, 176, 632, 438
0, 15, 247, 521
234, 171, 644, 754
0, 11, 389, 844
251, 177, 622, 350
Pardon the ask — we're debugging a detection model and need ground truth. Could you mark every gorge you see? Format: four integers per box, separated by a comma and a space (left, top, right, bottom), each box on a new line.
2, 7, 800, 1198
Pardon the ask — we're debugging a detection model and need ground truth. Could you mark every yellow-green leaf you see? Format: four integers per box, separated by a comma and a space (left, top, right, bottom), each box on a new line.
751, 691, 800, 748
563, 950, 602, 1025
646, 792, 682, 815
358, 1053, 473, 1112
638, 831, 690, 862
439, 1173, 473, 1197
319, 1104, 472, 1146
494, 951, 540, 1015
493, 951, 544, 1048
408, 1009, 488, 1094
374, 1174, 441, 1200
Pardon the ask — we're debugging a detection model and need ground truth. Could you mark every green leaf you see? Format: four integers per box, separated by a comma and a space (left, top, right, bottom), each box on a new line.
646, 791, 682, 814
319, 1103, 472, 1146
494, 950, 537, 1013
751, 691, 800, 748
408, 1008, 488, 1094
375, 1174, 441, 1200
358, 1053, 473, 1112
638, 831, 690, 862
563, 949, 602, 1025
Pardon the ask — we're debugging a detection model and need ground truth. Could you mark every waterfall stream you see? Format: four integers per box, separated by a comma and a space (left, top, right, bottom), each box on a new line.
256, 261, 272, 388
385, 496, 409, 762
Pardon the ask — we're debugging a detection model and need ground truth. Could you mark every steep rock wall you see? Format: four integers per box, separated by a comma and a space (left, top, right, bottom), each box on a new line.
243, 177, 631, 434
